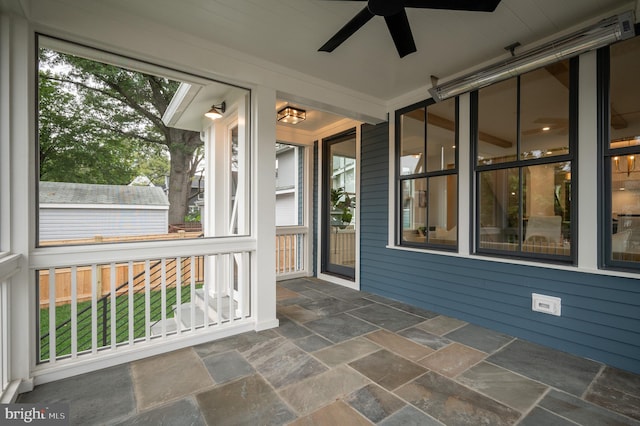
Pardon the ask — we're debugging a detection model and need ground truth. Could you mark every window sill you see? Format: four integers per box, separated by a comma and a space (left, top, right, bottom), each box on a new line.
386, 244, 640, 279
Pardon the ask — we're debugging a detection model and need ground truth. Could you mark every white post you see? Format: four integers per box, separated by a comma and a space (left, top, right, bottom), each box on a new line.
578, 50, 599, 270
1, 13, 36, 394
458, 93, 472, 255
206, 120, 228, 300
252, 86, 278, 331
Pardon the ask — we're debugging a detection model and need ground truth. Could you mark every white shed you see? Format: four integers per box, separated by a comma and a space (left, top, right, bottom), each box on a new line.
39, 181, 170, 242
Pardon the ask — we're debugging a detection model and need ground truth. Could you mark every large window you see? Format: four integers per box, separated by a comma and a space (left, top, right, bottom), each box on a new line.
603, 35, 640, 268
475, 59, 575, 261
397, 98, 458, 249
37, 37, 250, 246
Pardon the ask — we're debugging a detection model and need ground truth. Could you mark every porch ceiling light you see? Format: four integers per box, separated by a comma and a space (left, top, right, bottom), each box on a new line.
277, 106, 306, 124
429, 11, 635, 102
204, 101, 226, 120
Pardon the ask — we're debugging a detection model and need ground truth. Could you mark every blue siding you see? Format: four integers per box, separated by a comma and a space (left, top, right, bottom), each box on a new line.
359, 122, 640, 374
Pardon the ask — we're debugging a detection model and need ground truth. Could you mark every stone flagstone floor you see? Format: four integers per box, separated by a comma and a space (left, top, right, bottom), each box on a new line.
18, 277, 640, 425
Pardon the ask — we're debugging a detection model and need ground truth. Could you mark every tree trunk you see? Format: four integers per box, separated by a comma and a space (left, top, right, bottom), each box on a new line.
167, 148, 193, 225
166, 129, 202, 225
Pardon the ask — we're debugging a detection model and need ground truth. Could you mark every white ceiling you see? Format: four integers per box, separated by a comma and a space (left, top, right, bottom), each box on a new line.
11, 0, 638, 132
96, 0, 635, 103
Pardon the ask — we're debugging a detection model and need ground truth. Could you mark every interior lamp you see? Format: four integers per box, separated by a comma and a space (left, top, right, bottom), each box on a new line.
614, 155, 636, 176
277, 106, 306, 124
204, 101, 226, 120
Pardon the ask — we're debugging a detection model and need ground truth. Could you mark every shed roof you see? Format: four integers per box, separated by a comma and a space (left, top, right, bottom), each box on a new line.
40, 181, 169, 206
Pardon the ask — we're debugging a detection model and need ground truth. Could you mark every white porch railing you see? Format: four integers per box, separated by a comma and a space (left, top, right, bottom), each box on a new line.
29, 238, 254, 383
276, 226, 309, 280
0, 252, 21, 402
329, 228, 356, 266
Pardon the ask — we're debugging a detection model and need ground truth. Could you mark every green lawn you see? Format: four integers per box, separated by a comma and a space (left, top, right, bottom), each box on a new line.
39, 284, 201, 361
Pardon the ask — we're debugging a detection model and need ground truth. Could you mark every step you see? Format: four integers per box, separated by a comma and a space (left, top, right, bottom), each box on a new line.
150, 304, 214, 335
150, 290, 239, 336
194, 289, 238, 321
176, 303, 215, 329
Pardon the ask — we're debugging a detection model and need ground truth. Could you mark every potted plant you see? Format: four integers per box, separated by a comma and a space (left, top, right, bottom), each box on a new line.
331, 187, 354, 228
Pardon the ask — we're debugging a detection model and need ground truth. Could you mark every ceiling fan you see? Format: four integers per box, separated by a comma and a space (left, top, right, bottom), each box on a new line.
319, 0, 502, 58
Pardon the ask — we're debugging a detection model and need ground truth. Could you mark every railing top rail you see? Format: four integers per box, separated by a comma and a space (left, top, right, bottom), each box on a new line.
276, 226, 309, 236
29, 237, 256, 269
0, 253, 21, 282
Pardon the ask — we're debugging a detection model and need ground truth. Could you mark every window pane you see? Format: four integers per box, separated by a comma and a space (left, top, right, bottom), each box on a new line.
275, 143, 303, 227
426, 98, 456, 172
428, 175, 457, 245
478, 163, 571, 255
38, 43, 250, 246
328, 136, 356, 274
611, 155, 640, 260
522, 162, 571, 255
610, 36, 640, 148
400, 107, 425, 175
609, 36, 640, 264
401, 178, 427, 243
520, 62, 570, 160
478, 168, 519, 250
478, 79, 517, 165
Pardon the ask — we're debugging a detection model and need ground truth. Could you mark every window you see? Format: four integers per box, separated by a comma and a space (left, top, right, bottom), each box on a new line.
37, 37, 250, 246
397, 98, 458, 248
474, 59, 576, 261
603, 35, 640, 268
275, 142, 305, 227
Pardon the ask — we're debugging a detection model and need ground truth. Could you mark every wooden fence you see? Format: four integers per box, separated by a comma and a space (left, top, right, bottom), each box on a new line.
38, 258, 204, 307
39, 231, 202, 246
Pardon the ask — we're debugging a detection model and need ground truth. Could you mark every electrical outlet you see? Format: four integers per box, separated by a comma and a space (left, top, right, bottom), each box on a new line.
532, 293, 561, 316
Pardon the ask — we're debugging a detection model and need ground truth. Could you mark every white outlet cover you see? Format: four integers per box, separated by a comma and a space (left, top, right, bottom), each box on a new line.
532, 293, 561, 316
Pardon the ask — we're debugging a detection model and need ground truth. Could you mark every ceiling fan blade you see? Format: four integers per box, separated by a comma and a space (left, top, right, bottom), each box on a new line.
404, 0, 501, 12
319, 7, 374, 52
384, 10, 416, 58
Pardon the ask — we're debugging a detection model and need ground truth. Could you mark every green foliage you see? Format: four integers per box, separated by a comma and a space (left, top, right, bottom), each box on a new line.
184, 210, 201, 223
331, 187, 355, 224
132, 146, 171, 186
38, 48, 200, 221
39, 75, 136, 184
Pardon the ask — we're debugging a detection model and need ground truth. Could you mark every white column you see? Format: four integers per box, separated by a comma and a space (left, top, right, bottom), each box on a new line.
252, 86, 278, 331
458, 93, 472, 255
235, 95, 249, 235
578, 51, 599, 270
204, 121, 226, 299
0, 13, 36, 393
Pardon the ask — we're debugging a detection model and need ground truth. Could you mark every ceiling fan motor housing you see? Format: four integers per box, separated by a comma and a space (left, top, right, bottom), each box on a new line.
367, 0, 404, 16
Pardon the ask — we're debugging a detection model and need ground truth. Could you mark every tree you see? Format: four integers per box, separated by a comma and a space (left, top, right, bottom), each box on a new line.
39, 49, 202, 224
